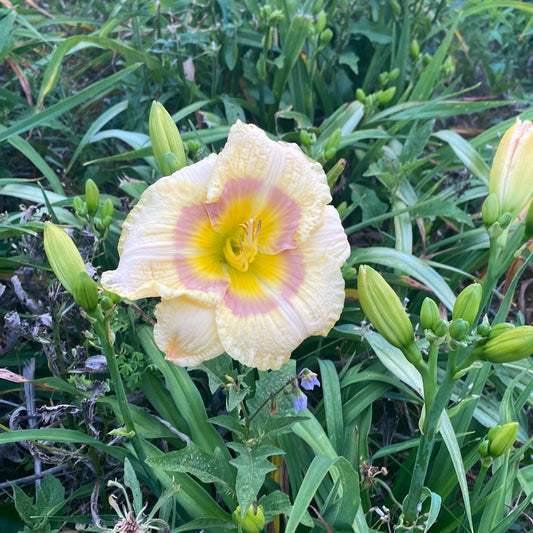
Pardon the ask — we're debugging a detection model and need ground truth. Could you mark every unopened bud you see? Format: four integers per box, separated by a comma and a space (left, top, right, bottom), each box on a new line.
72, 196, 84, 213
358, 265, 420, 363
43, 222, 87, 297
74, 271, 99, 313
375, 87, 396, 105
315, 10, 327, 33
232, 503, 265, 533
356, 88, 366, 103
410, 39, 420, 59
473, 325, 533, 364
149, 101, 186, 175
449, 318, 469, 341
486, 422, 519, 458
85, 179, 100, 216
482, 193, 500, 227
420, 297, 441, 331
319, 28, 333, 46
452, 283, 482, 327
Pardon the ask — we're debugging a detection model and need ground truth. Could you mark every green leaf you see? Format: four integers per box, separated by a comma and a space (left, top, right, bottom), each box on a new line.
433, 130, 491, 184
440, 412, 474, 533
411, 197, 474, 227
421, 488, 442, 532
0, 63, 142, 144
11, 484, 36, 528
318, 359, 344, 453
347, 246, 456, 310
258, 490, 313, 526
147, 444, 235, 492
228, 440, 279, 515
123, 458, 143, 516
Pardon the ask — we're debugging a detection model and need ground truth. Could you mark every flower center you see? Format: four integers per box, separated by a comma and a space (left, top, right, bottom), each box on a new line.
223, 217, 261, 272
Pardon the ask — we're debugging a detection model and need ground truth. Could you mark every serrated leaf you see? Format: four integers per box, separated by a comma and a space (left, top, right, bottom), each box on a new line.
246, 360, 297, 434
11, 483, 36, 526
411, 197, 474, 227
228, 440, 279, 514
258, 490, 313, 526
146, 445, 235, 491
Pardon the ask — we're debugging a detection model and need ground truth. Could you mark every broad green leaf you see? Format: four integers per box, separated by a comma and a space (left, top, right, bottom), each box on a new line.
347, 247, 456, 310
318, 359, 344, 453
147, 445, 235, 492
433, 130, 491, 184
440, 413, 474, 533
228, 440, 279, 516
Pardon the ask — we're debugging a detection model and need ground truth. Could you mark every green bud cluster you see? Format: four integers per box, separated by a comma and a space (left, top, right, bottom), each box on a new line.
478, 422, 519, 465
472, 325, 533, 364
73, 179, 114, 238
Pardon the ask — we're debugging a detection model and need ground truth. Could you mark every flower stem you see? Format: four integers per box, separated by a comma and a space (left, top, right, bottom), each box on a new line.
401, 351, 457, 526
92, 309, 152, 480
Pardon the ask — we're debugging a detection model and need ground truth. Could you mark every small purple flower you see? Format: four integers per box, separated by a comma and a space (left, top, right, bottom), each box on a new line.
300, 370, 320, 391
293, 390, 308, 413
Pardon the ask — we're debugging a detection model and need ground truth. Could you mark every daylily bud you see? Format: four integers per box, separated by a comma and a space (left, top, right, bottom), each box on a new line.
356, 88, 366, 103
232, 503, 265, 533
487, 322, 515, 340
389, 68, 400, 82
376, 87, 396, 105
72, 196, 84, 214
74, 271, 99, 313
449, 318, 469, 341
43, 222, 87, 297
452, 283, 482, 327
319, 28, 333, 47
325, 128, 341, 152
477, 439, 489, 457
315, 10, 327, 33
420, 297, 441, 331
85, 179, 100, 216
476, 316, 491, 337
149, 101, 187, 175
433, 320, 448, 338
358, 265, 421, 363
410, 39, 420, 59
473, 325, 533, 364
482, 193, 500, 227
489, 118, 533, 219
101, 198, 114, 227
486, 422, 519, 458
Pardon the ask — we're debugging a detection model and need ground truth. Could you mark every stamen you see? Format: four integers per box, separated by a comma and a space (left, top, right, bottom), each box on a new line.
223, 217, 261, 271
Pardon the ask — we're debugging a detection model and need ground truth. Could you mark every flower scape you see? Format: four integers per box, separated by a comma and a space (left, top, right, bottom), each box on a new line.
102, 121, 350, 370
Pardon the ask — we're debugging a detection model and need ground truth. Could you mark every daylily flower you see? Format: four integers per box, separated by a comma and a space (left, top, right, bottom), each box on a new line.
102, 121, 350, 370
489, 117, 533, 219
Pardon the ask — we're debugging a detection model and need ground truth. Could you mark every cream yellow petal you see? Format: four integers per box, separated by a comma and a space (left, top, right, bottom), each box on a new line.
207, 121, 332, 243
216, 206, 350, 370
489, 118, 533, 217
101, 154, 227, 302
154, 297, 225, 367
